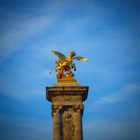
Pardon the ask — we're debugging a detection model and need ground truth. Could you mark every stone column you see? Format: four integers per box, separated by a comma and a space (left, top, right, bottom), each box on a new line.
74, 105, 83, 140
52, 105, 62, 140
46, 86, 89, 140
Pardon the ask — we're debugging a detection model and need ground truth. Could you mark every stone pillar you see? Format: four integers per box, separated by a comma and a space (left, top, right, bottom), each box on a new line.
74, 105, 83, 140
52, 105, 62, 140
46, 85, 89, 140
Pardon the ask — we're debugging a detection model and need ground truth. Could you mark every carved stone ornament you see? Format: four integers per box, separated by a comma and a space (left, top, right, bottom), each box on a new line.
73, 105, 84, 113
62, 111, 74, 140
52, 105, 62, 113
52, 95, 81, 102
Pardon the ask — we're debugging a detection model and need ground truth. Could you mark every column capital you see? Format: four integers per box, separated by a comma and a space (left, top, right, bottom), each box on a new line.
73, 105, 84, 113
52, 105, 62, 114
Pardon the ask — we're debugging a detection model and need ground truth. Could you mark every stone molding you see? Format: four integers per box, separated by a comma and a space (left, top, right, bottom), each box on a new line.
46, 86, 88, 102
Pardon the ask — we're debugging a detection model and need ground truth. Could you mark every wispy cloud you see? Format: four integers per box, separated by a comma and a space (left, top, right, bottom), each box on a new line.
96, 83, 140, 104
0, 14, 51, 62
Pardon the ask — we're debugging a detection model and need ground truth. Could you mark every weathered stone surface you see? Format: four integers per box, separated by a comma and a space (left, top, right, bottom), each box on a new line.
46, 85, 88, 140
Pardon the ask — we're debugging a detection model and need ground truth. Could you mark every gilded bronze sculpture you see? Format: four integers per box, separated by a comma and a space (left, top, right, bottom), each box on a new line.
50, 50, 88, 79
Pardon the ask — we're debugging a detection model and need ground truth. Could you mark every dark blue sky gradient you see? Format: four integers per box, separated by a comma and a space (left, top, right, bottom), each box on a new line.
0, 0, 140, 140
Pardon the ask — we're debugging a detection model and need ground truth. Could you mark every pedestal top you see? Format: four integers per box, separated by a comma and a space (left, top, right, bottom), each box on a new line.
46, 86, 89, 102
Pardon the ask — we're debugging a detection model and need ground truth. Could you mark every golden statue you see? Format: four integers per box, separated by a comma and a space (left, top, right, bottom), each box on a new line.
50, 50, 88, 80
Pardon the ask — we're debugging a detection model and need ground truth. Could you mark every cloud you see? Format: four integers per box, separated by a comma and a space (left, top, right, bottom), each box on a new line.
0, 0, 93, 63
0, 13, 51, 62
96, 83, 140, 104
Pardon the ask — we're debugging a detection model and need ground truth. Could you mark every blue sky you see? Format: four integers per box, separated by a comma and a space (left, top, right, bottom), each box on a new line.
0, 0, 140, 139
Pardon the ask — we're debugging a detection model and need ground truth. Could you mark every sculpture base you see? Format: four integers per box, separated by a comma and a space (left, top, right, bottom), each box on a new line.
54, 77, 80, 86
